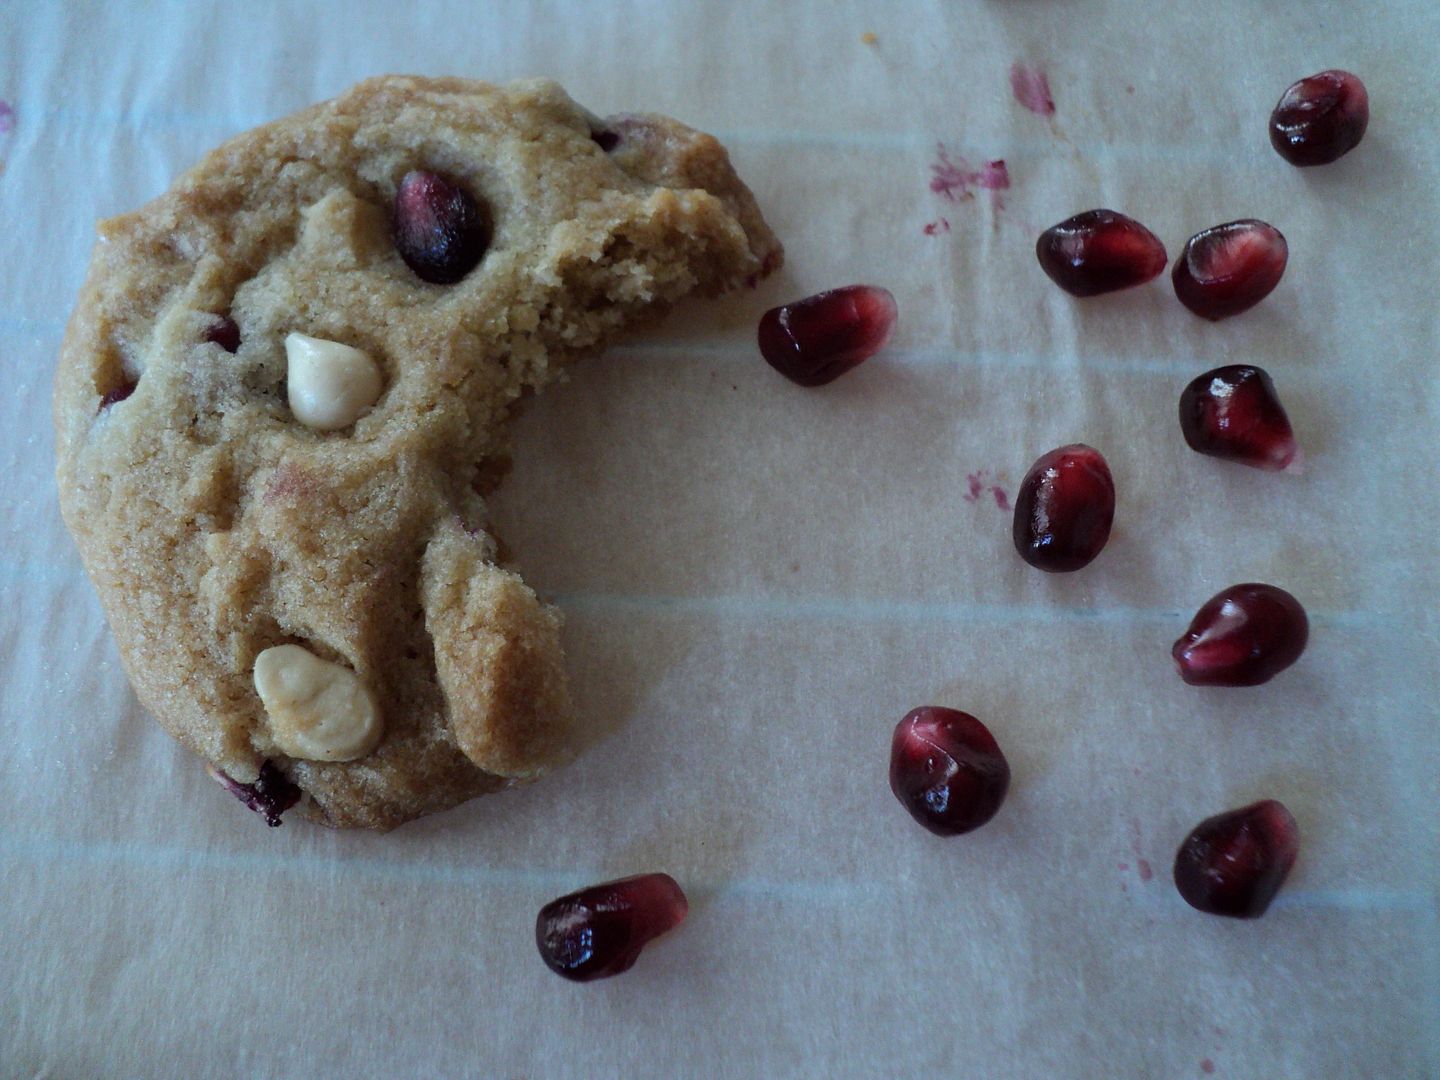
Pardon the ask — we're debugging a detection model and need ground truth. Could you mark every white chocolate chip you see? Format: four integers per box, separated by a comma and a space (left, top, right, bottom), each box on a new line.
253, 644, 383, 762
283, 332, 383, 431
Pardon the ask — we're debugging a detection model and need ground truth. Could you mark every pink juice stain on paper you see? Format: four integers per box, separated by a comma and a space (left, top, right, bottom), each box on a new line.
1121, 818, 1155, 884
1201, 1059, 1216, 1075
922, 217, 951, 236
1009, 63, 1056, 117
930, 144, 1010, 204
962, 470, 1010, 511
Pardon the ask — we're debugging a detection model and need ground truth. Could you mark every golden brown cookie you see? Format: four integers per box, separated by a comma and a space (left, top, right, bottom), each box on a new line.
54, 76, 781, 830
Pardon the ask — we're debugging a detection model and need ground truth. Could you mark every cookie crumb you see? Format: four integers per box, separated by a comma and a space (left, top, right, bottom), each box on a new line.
861, 31, 878, 46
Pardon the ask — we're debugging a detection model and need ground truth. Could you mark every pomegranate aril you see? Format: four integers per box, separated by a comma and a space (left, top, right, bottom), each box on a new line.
536, 873, 688, 982
589, 128, 620, 152
1174, 800, 1299, 918
1012, 444, 1115, 572
98, 379, 137, 410
1172, 583, 1308, 687
393, 170, 489, 285
889, 706, 1010, 836
204, 315, 241, 353
757, 285, 897, 386
1172, 220, 1287, 321
1270, 70, 1369, 167
1035, 209, 1168, 297
1179, 365, 1299, 471
206, 761, 301, 827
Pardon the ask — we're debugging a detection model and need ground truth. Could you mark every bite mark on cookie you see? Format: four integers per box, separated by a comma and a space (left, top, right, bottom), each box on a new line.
55, 76, 783, 829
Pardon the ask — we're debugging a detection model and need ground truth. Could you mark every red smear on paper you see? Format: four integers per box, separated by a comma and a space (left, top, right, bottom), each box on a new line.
1122, 818, 1155, 884
964, 470, 1010, 511
978, 160, 1010, 189
930, 145, 1010, 203
1009, 63, 1056, 117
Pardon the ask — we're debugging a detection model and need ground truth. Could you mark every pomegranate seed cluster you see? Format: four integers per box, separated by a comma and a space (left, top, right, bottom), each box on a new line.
1036, 212, 1289, 321
526, 68, 1369, 983
1011, 71, 1352, 916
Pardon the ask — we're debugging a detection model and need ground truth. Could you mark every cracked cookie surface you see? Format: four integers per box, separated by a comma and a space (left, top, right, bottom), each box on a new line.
54, 75, 781, 830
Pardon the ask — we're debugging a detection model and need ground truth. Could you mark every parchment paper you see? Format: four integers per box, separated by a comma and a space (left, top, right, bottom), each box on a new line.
3, 2, 1437, 1076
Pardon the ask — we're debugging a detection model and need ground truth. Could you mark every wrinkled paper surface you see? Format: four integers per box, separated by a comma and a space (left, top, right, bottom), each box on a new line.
3, 2, 1437, 1076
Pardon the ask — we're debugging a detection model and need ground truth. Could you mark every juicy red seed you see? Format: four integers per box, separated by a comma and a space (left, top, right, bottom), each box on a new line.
98, 379, 137, 410
757, 285, 897, 387
1173, 800, 1299, 918
1179, 365, 1299, 471
1035, 209, 1168, 297
536, 873, 688, 982
1270, 70, 1369, 167
590, 128, 620, 152
206, 761, 301, 827
1012, 444, 1115, 572
1172, 583, 1308, 687
1172, 220, 1288, 321
393, 170, 489, 285
889, 707, 1010, 837
204, 315, 241, 353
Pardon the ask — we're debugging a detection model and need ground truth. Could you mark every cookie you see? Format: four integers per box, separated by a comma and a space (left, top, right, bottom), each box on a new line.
54, 76, 782, 830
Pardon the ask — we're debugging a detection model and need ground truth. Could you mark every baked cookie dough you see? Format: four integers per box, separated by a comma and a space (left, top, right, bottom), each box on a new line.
54, 76, 781, 830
